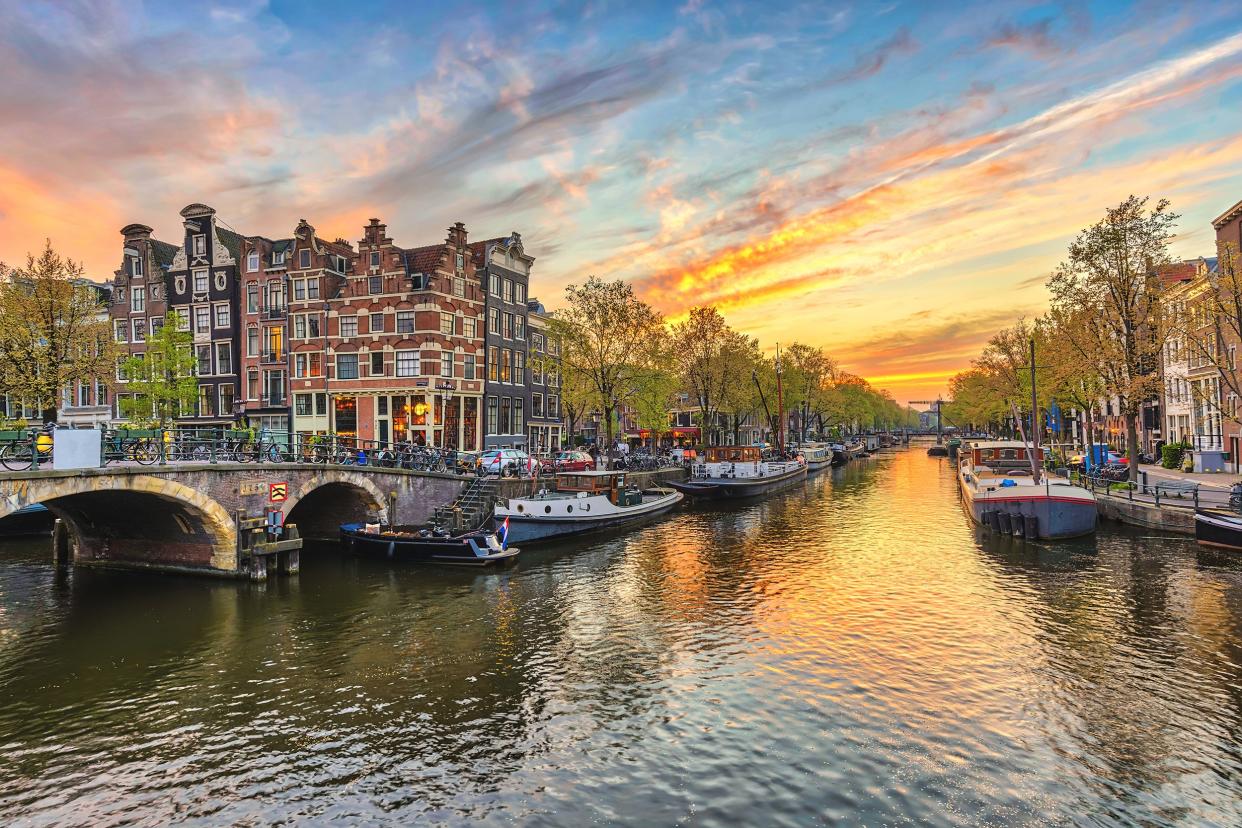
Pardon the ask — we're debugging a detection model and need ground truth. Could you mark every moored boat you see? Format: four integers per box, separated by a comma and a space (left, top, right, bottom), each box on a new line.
1195, 509, 1242, 551
668, 445, 807, 499
957, 440, 1096, 539
339, 522, 518, 566
494, 470, 683, 544
795, 443, 833, 471
829, 443, 849, 465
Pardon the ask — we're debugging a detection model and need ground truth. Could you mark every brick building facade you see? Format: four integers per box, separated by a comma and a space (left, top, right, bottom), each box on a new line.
473, 233, 534, 450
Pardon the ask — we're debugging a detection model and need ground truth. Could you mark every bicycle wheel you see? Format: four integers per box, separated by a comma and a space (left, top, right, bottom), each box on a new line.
131, 439, 159, 465
265, 444, 287, 463
0, 441, 34, 471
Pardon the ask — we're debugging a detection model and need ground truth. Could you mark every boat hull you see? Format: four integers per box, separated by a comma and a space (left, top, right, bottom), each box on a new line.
959, 477, 1097, 539
1195, 510, 1242, 551
668, 465, 807, 500
339, 524, 518, 566
496, 491, 683, 544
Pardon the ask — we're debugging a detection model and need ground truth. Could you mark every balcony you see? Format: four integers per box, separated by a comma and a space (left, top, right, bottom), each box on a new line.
263, 305, 287, 320
260, 350, 286, 364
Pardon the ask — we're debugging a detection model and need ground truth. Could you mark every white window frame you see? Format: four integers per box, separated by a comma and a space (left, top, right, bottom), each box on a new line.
247, 251, 259, 272
396, 350, 419, 378
193, 234, 206, 256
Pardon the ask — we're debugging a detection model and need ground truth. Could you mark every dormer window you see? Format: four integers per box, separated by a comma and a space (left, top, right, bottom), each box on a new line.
456, 253, 464, 272
130, 256, 143, 278
247, 251, 259, 272
336, 255, 348, 272
300, 249, 310, 268
192, 235, 206, 256
273, 251, 285, 266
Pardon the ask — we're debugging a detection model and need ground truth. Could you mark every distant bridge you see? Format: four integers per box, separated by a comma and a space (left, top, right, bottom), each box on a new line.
0, 463, 471, 577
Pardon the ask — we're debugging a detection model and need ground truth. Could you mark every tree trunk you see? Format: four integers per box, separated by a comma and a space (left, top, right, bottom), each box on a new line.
604, 404, 615, 470
41, 404, 57, 425
1127, 411, 1140, 482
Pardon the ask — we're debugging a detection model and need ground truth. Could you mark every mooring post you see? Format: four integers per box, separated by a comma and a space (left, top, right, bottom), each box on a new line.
52, 518, 71, 568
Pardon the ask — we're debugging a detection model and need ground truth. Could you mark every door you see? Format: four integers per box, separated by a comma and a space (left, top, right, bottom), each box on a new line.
1232, 436, 1239, 474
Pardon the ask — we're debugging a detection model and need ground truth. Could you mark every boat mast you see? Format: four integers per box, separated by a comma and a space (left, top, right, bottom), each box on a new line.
1028, 337, 1042, 484
752, 370, 775, 443
775, 344, 785, 455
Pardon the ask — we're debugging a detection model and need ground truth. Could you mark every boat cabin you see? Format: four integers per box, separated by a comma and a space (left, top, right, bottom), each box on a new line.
557, 470, 642, 507
968, 441, 1044, 471
704, 446, 761, 463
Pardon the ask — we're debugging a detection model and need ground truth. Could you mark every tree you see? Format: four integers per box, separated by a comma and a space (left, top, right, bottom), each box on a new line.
781, 343, 836, 441
118, 313, 198, 425
1038, 307, 1107, 452
629, 365, 679, 449
720, 332, 765, 445
546, 277, 665, 465
670, 307, 735, 446
1048, 196, 1177, 480
0, 241, 117, 422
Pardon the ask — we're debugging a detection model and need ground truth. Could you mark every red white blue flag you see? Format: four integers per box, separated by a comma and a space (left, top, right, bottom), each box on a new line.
499, 516, 510, 550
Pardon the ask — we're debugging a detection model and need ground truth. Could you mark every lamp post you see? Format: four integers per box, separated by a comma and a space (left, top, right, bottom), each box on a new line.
436, 379, 455, 448
321, 300, 333, 436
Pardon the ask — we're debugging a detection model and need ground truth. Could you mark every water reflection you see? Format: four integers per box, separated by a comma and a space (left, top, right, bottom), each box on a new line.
1, 449, 1241, 825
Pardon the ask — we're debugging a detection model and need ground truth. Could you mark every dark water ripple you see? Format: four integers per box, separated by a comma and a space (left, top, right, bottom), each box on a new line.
2, 449, 1242, 825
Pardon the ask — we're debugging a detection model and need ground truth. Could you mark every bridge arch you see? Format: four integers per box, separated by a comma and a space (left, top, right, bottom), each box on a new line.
283, 472, 389, 540
0, 474, 238, 572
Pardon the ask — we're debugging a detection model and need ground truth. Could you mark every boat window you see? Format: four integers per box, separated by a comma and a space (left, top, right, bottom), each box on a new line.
583, 503, 590, 511
566, 504, 573, 513
544, 505, 551, 514
516, 504, 524, 513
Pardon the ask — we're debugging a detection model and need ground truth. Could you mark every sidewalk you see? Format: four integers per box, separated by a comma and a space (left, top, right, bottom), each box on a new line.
1136, 463, 1242, 489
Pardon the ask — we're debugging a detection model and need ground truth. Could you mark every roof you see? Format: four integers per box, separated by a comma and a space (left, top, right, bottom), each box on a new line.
151, 239, 179, 269
468, 237, 507, 265
1212, 198, 1242, 229
216, 227, 245, 264
406, 244, 443, 274
272, 238, 293, 255
1155, 261, 1197, 286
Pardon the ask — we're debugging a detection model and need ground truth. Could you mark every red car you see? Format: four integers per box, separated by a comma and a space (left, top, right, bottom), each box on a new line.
542, 450, 596, 473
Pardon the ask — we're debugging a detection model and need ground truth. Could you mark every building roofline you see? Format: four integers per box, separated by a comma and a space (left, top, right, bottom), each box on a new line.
1212, 198, 1242, 229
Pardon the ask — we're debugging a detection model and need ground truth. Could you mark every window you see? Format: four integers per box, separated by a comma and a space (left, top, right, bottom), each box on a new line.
503, 279, 514, 303
214, 303, 230, 328
533, 393, 543, 417
247, 251, 259, 272
487, 396, 498, 435
248, 370, 259, 400
490, 274, 500, 296
456, 253, 464, 272
293, 280, 305, 301
370, 251, 380, 268
500, 349, 511, 383
500, 397, 511, 434
266, 327, 283, 361
295, 394, 312, 416
441, 313, 454, 335
369, 275, 383, 294
335, 255, 347, 273
441, 354, 454, 378
175, 309, 190, 331
504, 312, 514, 339
308, 314, 321, 338
370, 313, 384, 333
295, 353, 322, 378
465, 354, 476, 380
453, 277, 465, 298
396, 351, 419, 377
116, 356, 128, 382
299, 249, 310, 269
247, 327, 259, 356
514, 399, 524, 434
150, 316, 164, 336
193, 235, 206, 256
515, 316, 524, 340
464, 317, 477, 339
273, 251, 285, 266
307, 278, 319, 300
216, 342, 232, 375
247, 283, 259, 313
396, 311, 414, 334
315, 394, 327, 416
115, 320, 128, 342
193, 269, 209, 293
294, 315, 306, 339
132, 319, 146, 343
548, 394, 558, 417
340, 315, 358, 337
199, 385, 214, 417
489, 308, 500, 335
532, 358, 544, 384
488, 346, 499, 381
515, 283, 525, 304
194, 306, 210, 334
371, 351, 384, 377
219, 383, 234, 415
131, 286, 145, 312
514, 350, 525, 380
196, 344, 212, 375
337, 354, 359, 379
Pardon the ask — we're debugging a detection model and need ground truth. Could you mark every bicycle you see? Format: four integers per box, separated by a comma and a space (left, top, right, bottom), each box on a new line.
0, 427, 55, 471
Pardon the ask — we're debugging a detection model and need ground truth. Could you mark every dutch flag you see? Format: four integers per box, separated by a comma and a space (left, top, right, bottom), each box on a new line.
499, 516, 510, 550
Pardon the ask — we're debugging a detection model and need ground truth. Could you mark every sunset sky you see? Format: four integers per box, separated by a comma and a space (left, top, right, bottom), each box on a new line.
3, 1, 1242, 403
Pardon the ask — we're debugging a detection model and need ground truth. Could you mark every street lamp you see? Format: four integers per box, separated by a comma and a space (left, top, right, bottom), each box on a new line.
321, 300, 333, 436
436, 379, 454, 448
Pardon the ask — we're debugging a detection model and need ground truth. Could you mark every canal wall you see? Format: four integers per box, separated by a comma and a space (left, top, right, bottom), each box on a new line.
1094, 493, 1194, 534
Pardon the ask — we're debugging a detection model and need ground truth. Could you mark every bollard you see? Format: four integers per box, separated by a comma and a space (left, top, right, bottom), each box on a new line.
998, 512, 1012, 534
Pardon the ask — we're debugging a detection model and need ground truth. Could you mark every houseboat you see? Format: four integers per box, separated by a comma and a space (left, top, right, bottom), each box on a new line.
668, 445, 807, 499
339, 522, 518, 566
958, 440, 1097, 539
494, 470, 683, 544
796, 443, 833, 471
1194, 509, 1242, 552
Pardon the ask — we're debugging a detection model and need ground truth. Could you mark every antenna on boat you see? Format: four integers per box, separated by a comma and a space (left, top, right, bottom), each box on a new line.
775, 344, 785, 456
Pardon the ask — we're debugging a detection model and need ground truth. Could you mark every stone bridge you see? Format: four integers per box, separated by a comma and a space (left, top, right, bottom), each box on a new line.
0, 463, 473, 577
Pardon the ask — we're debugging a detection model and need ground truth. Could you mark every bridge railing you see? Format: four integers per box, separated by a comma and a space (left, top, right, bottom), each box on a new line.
0, 427, 485, 475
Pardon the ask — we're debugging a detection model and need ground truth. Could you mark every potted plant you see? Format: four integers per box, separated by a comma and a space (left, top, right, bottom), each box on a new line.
0, 416, 31, 441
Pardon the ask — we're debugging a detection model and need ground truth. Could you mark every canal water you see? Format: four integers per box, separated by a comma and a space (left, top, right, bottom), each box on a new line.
1, 448, 1241, 826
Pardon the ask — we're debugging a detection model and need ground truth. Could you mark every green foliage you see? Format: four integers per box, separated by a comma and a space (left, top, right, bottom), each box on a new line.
1160, 443, 1184, 469
118, 313, 198, 425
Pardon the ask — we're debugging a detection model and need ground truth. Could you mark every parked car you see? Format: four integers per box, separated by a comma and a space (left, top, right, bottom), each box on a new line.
541, 450, 595, 474
477, 449, 540, 477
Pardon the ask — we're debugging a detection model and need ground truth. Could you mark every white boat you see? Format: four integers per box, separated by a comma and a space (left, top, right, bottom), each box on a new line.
957, 440, 1097, 539
669, 445, 807, 499
794, 442, 833, 470
495, 470, 683, 544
